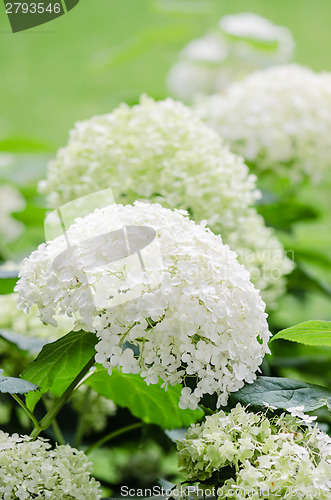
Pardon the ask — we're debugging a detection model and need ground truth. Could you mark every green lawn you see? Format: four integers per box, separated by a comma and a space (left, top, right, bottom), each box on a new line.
1, 0, 331, 147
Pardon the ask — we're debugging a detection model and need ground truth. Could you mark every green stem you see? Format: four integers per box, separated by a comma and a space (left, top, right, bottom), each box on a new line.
85, 422, 143, 456
74, 385, 92, 449
11, 394, 41, 431
51, 418, 66, 445
42, 397, 66, 445
30, 355, 96, 440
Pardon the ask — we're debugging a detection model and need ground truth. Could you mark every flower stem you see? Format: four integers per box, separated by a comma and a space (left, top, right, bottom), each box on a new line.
42, 397, 66, 445
74, 385, 92, 449
51, 418, 66, 445
30, 355, 96, 440
85, 422, 143, 455
11, 393, 41, 431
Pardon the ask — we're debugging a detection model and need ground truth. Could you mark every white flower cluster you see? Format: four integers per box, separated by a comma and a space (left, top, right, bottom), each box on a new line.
0, 184, 25, 243
196, 64, 331, 182
16, 202, 270, 409
40, 96, 258, 216
177, 404, 331, 499
0, 431, 101, 499
167, 13, 294, 101
39, 96, 293, 307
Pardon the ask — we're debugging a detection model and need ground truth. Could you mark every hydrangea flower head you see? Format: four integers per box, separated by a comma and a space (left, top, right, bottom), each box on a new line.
197, 64, 331, 182
177, 404, 331, 499
0, 431, 101, 499
39, 96, 293, 308
40, 96, 258, 218
16, 202, 270, 409
167, 13, 294, 101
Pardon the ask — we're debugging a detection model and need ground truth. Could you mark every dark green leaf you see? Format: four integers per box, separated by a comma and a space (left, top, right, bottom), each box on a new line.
270, 321, 331, 347
257, 201, 319, 229
297, 259, 331, 296
286, 266, 331, 298
230, 376, 331, 412
22, 330, 97, 411
87, 367, 203, 429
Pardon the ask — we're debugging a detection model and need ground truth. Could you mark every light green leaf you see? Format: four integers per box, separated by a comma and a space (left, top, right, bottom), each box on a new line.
0, 329, 49, 354
270, 321, 331, 347
0, 369, 39, 395
22, 330, 97, 411
87, 367, 203, 429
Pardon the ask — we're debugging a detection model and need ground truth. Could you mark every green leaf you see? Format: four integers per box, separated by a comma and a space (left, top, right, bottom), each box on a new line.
0, 271, 18, 295
22, 330, 97, 411
87, 367, 203, 429
0, 369, 39, 395
0, 329, 49, 354
230, 376, 331, 413
270, 321, 331, 347
258, 201, 319, 229
297, 258, 331, 296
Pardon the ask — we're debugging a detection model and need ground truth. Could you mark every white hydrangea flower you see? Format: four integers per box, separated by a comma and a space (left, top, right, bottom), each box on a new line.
196, 64, 331, 182
40, 96, 258, 218
0, 184, 25, 243
0, 431, 101, 499
39, 96, 293, 308
166, 35, 231, 101
167, 13, 294, 101
177, 404, 331, 499
16, 202, 270, 410
219, 13, 294, 65
287, 405, 318, 426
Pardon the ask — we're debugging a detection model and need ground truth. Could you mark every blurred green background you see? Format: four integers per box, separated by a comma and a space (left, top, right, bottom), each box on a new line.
1, 0, 331, 331
1, 0, 331, 147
